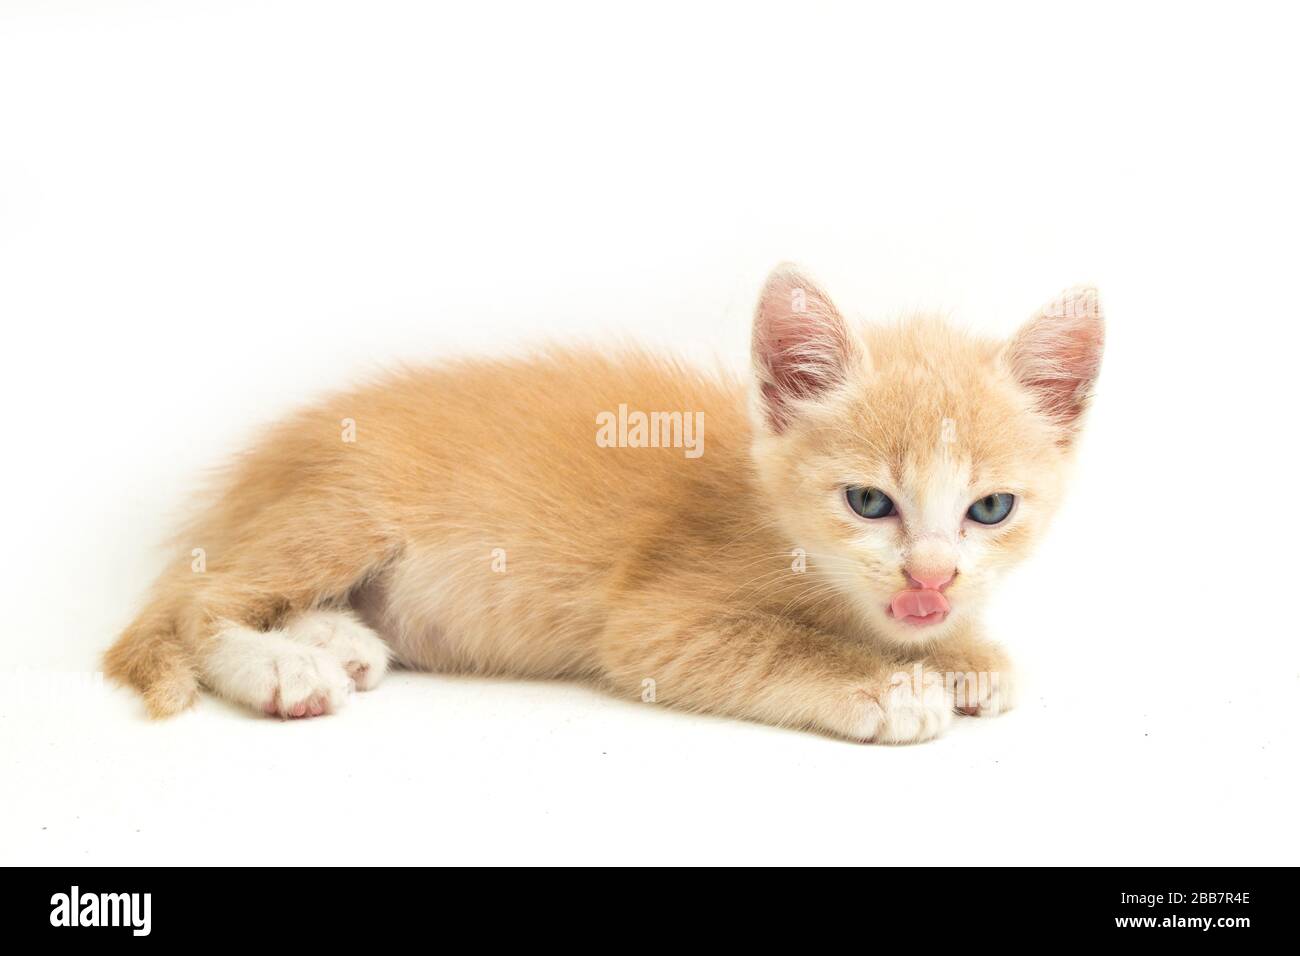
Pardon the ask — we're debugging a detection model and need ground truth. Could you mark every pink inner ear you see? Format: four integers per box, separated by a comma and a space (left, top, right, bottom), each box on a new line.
1024, 325, 1103, 422
1009, 291, 1104, 434
753, 268, 852, 432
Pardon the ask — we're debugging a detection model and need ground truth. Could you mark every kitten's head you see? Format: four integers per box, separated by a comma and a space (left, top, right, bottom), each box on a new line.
750, 264, 1103, 644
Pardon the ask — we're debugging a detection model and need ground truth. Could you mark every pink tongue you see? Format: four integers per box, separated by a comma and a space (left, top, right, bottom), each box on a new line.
890, 588, 950, 623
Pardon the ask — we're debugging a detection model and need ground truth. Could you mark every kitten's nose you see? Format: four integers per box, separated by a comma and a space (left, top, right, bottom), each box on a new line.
906, 568, 955, 592
906, 535, 957, 592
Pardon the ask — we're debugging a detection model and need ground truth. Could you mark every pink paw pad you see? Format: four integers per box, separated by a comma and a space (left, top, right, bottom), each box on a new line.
264, 692, 331, 719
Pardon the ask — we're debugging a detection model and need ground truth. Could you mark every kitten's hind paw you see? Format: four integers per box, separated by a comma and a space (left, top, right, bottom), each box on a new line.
283, 609, 392, 691
201, 626, 353, 719
262, 646, 353, 719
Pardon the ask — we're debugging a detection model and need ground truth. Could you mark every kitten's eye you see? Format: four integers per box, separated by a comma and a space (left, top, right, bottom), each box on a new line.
967, 493, 1015, 525
846, 486, 896, 519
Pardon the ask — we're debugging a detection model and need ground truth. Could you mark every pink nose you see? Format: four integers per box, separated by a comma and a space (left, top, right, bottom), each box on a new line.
906, 569, 955, 591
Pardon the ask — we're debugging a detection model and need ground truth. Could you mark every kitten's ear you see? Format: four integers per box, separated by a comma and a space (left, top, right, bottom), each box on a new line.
752, 264, 860, 433
1004, 285, 1105, 440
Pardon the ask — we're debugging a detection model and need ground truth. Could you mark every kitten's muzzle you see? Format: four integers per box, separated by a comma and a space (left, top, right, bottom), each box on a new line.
888, 569, 955, 627
888, 588, 950, 626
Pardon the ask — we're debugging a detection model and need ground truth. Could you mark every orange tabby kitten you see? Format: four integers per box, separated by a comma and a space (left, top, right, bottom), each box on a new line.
106, 265, 1103, 742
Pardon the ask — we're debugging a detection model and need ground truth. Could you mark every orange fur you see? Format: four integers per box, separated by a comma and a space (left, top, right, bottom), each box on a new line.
105, 267, 1102, 741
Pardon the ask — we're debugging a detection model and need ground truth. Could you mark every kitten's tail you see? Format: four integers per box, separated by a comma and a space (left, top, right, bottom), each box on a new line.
104, 594, 200, 718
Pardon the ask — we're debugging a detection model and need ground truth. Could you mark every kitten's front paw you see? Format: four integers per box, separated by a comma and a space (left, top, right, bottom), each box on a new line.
855, 678, 954, 744
950, 668, 1016, 718
284, 609, 391, 691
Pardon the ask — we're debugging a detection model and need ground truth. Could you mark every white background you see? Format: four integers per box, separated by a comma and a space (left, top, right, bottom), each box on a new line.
2, 1, 1297, 865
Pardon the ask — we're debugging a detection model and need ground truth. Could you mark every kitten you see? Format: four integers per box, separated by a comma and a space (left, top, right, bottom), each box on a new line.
105, 265, 1103, 742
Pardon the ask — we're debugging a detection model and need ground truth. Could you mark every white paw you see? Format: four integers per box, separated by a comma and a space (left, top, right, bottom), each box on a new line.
952, 669, 1016, 718
857, 677, 954, 743
201, 625, 353, 719
261, 644, 352, 718
283, 609, 391, 691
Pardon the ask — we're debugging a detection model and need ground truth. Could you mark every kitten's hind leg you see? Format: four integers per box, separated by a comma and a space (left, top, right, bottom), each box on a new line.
282, 608, 392, 691
108, 418, 402, 718
199, 623, 354, 718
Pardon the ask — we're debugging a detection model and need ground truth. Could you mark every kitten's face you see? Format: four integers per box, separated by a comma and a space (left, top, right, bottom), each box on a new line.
750, 267, 1102, 645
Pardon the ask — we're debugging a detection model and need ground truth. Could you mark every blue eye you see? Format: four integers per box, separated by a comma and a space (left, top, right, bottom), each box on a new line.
846, 486, 896, 519
967, 493, 1015, 525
